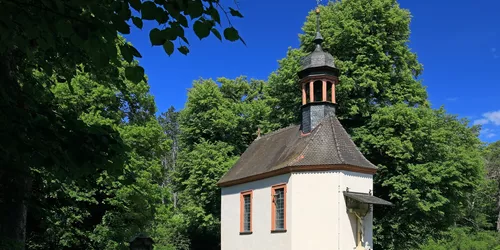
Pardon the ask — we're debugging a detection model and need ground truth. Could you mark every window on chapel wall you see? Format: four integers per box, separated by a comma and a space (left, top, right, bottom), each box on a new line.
271, 184, 287, 232
313, 80, 322, 102
240, 190, 252, 233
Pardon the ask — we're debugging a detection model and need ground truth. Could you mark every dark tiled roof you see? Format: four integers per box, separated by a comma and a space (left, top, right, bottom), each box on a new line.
299, 44, 336, 71
218, 115, 377, 185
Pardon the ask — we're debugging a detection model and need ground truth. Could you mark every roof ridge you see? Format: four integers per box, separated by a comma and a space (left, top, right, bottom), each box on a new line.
329, 115, 345, 164
256, 125, 297, 140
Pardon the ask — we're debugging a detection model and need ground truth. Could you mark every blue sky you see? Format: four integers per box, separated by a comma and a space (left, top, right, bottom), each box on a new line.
126, 0, 500, 142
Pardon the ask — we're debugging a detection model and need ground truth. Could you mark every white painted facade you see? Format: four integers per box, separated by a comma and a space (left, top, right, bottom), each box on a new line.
220, 170, 374, 250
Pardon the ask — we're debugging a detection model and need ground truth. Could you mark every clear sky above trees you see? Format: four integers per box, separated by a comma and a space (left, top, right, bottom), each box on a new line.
126, 0, 500, 142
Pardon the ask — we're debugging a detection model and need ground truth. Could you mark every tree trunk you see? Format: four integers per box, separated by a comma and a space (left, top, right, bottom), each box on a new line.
0, 52, 31, 250
0, 170, 32, 250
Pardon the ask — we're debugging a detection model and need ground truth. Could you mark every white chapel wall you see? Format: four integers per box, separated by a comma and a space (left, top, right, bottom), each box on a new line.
339, 171, 374, 250
221, 170, 374, 250
289, 171, 341, 250
220, 174, 291, 250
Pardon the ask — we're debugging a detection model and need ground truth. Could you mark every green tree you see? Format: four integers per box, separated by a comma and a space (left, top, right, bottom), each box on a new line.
174, 77, 277, 249
484, 140, 500, 231
268, 0, 428, 127
0, 0, 245, 247
175, 140, 238, 250
158, 106, 181, 208
180, 77, 278, 154
419, 227, 500, 250
24, 66, 176, 249
265, 1, 484, 248
354, 105, 484, 248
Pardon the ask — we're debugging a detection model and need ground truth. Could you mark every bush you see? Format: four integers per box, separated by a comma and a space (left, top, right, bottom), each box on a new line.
419, 227, 500, 250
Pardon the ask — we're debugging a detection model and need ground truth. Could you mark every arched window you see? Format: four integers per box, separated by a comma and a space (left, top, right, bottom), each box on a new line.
327, 81, 333, 103
313, 81, 322, 102
304, 82, 311, 103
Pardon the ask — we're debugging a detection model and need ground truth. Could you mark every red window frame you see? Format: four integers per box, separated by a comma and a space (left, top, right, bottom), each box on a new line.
271, 183, 287, 231
240, 190, 253, 233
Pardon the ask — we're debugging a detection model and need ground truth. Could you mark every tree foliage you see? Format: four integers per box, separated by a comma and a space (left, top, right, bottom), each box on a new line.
266, 0, 485, 248
3, 0, 498, 249
180, 77, 278, 154
354, 105, 484, 248
268, 0, 428, 128
0, 0, 246, 247
419, 227, 500, 250
1, 0, 245, 84
483, 141, 500, 231
172, 77, 277, 249
25, 64, 174, 250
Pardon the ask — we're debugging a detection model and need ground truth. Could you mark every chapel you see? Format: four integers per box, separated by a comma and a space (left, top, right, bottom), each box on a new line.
218, 7, 391, 250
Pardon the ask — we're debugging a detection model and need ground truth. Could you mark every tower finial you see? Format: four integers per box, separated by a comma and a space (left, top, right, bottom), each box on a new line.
314, 1, 324, 46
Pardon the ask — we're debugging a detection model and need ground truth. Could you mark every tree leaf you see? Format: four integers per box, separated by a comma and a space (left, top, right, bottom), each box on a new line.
112, 15, 130, 34
129, 45, 142, 58
177, 15, 188, 28
155, 11, 169, 24
132, 17, 143, 29
223, 27, 239, 42
162, 27, 177, 40
180, 36, 189, 45
149, 28, 165, 45
118, 2, 132, 20
193, 20, 211, 40
229, 7, 244, 18
187, 0, 204, 19
141, 1, 157, 20
129, 0, 142, 11
120, 44, 133, 62
163, 41, 174, 56
178, 46, 189, 55
125, 66, 145, 83
211, 28, 222, 41
207, 6, 220, 24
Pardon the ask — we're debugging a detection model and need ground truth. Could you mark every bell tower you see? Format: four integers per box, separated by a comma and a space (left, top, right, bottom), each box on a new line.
298, 7, 340, 134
